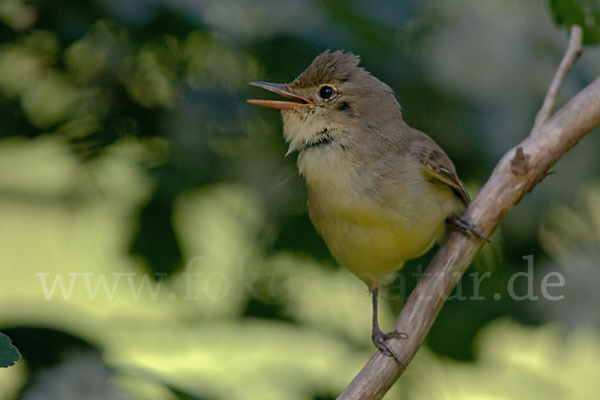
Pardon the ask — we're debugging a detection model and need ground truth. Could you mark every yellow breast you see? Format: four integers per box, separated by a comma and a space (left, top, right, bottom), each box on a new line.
298, 145, 449, 289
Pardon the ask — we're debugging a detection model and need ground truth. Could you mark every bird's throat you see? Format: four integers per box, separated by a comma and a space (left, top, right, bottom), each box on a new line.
304, 128, 333, 150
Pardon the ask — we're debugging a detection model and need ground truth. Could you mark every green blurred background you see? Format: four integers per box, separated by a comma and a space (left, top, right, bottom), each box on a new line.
0, 0, 599, 399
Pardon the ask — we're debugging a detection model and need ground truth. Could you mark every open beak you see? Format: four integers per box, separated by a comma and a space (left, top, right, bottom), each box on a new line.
247, 81, 313, 110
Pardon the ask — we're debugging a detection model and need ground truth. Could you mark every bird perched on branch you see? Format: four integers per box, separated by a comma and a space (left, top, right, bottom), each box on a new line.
248, 50, 482, 364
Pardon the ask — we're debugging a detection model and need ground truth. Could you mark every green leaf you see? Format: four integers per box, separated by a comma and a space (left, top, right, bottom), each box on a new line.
549, 0, 600, 45
0, 332, 20, 367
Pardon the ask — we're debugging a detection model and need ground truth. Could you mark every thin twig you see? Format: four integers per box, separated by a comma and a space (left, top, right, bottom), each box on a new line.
337, 36, 600, 400
533, 25, 583, 130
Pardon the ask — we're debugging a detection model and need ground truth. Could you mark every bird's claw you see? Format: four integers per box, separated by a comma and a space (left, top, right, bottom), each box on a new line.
372, 328, 408, 368
447, 215, 490, 242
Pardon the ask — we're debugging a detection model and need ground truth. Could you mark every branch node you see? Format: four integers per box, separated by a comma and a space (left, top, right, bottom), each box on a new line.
511, 146, 530, 175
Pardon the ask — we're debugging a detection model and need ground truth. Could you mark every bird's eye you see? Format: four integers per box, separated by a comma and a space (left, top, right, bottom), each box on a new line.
319, 85, 335, 99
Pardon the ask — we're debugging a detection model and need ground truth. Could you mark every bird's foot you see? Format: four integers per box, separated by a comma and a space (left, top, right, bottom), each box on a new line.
447, 215, 489, 242
371, 327, 408, 367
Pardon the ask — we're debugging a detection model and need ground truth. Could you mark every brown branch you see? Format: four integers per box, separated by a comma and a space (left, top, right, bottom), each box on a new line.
337, 42, 600, 400
533, 26, 583, 130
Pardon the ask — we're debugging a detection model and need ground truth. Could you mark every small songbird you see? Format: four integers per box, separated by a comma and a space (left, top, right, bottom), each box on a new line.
248, 50, 481, 363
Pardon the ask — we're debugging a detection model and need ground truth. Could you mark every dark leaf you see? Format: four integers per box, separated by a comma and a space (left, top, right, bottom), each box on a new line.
549, 0, 600, 45
0, 332, 20, 368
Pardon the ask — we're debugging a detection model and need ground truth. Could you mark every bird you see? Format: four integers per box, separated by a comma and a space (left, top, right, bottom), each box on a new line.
247, 50, 482, 364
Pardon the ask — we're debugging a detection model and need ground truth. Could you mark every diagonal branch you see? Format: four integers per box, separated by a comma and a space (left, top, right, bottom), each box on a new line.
534, 25, 583, 130
338, 27, 600, 400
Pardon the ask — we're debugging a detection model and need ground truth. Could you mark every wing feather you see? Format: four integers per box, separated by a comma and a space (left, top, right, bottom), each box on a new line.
408, 134, 470, 207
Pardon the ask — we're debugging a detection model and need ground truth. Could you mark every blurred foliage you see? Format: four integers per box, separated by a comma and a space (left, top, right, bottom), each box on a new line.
540, 185, 600, 267
537, 186, 600, 328
550, 0, 600, 44
0, 333, 19, 368
0, 0, 599, 398
404, 320, 600, 399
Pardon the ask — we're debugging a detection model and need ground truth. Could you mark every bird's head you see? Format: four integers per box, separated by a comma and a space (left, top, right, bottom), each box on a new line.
248, 50, 401, 154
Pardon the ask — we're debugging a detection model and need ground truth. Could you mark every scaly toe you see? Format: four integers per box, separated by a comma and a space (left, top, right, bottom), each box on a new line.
383, 331, 408, 340
372, 329, 407, 368
448, 215, 490, 242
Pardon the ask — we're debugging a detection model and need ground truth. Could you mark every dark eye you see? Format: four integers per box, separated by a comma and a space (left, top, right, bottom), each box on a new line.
319, 85, 335, 99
